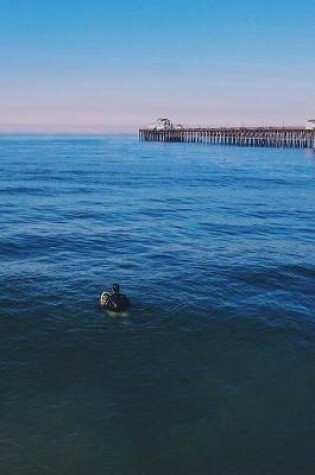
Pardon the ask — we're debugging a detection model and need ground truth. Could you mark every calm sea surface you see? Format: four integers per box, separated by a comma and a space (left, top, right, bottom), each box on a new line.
0, 136, 314, 475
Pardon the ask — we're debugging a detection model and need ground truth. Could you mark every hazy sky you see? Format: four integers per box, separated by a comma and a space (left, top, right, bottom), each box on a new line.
1, 0, 314, 133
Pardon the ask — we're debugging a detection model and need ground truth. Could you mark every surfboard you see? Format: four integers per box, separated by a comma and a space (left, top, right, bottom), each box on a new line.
100, 291, 110, 307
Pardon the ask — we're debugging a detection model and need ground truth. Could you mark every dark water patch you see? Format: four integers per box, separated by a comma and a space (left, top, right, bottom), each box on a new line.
0, 185, 57, 196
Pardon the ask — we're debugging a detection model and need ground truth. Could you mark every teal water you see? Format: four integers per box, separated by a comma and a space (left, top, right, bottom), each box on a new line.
0, 136, 314, 475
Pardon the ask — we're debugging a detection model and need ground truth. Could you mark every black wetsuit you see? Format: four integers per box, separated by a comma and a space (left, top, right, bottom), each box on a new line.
107, 292, 130, 312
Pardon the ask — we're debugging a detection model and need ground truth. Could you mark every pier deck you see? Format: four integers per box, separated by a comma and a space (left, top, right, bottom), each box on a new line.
139, 127, 315, 149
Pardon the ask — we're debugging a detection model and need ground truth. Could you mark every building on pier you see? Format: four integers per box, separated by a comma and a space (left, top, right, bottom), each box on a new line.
150, 118, 173, 131
306, 120, 315, 130
148, 118, 184, 131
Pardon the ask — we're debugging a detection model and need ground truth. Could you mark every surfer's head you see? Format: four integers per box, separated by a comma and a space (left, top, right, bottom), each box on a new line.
112, 283, 120, 294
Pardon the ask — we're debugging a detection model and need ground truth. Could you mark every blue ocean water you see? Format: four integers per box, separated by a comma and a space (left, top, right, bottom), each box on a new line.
0, 135, 314, 475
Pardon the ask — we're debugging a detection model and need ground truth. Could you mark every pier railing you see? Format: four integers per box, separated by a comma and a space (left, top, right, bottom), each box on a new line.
139, 127, 315, 149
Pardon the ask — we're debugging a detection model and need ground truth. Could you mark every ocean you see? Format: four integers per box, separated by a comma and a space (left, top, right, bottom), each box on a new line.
0, 135, 314, 475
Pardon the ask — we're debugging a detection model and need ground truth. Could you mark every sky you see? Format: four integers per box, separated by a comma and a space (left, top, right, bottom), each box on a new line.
0, 0, 314, 133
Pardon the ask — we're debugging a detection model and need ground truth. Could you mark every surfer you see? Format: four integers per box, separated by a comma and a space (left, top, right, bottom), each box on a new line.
100, 284, 130, 312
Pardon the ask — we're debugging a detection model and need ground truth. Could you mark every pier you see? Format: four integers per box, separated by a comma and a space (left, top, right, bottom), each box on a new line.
139, 126, 315, 149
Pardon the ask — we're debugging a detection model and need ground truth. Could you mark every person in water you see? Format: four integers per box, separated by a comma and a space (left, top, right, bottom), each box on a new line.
106, 283, 130, 312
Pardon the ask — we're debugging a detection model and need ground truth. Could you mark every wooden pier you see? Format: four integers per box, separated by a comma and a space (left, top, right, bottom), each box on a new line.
139, 127, 315, 149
